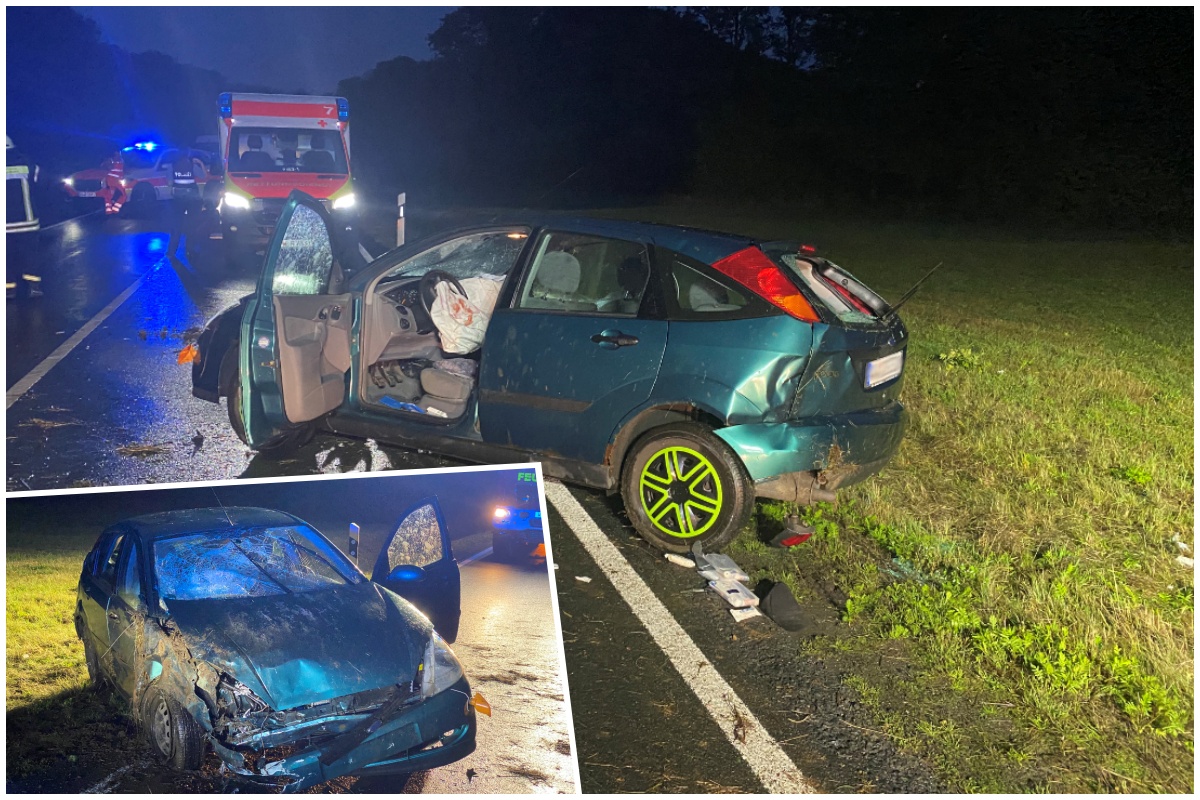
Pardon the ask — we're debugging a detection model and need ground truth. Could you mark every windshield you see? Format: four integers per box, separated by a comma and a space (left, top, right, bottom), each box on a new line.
385, 230, 529, 281
229, 126, 348, 174
154, 525, 361, 601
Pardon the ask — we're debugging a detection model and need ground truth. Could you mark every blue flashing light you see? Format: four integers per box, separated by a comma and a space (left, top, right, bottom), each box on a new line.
337, 97, 349, 121
124, 141, 159, 152
218, 92, 233, 118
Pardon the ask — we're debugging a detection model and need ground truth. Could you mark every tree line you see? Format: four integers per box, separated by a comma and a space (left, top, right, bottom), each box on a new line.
8, 6, 1191, 233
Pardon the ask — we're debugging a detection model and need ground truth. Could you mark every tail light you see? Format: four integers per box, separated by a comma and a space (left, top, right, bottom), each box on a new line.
711, 247, 820, 322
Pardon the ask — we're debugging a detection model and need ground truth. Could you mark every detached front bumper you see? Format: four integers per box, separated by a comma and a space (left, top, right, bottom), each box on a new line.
716, 401, 908, 504
220, 675, 477, 792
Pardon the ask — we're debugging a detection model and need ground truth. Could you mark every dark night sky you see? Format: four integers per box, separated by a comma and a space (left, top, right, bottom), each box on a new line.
73, 5, 455, 94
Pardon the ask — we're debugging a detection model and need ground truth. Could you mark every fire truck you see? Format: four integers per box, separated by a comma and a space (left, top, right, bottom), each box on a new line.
215, 93, 357, 262
62, 142, 215, 217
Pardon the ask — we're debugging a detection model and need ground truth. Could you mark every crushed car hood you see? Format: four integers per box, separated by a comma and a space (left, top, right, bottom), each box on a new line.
168, 582, 430, 711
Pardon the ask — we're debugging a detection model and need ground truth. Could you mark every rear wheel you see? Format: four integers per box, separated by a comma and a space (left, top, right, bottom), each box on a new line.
221, 343, 314, 457
620, 422, 754, 553
140, 684, 205, 771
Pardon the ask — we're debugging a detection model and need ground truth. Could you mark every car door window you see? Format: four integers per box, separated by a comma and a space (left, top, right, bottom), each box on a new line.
517, 232, 650, 315
382, 503, 444, 572
273, 204, 334, 295
116, 540, 142, 607
99, 534, 126, 589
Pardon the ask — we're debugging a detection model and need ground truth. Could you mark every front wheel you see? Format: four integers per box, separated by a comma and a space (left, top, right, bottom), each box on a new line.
140, 684, 206, 771
221, 344, 314, 458
620, 422, 754, 553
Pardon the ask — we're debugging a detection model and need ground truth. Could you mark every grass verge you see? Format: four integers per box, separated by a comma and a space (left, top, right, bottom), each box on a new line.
605, 203, 1193, 792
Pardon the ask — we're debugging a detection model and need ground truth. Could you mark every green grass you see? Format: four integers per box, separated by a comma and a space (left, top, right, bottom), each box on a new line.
603, 203, 1194, 792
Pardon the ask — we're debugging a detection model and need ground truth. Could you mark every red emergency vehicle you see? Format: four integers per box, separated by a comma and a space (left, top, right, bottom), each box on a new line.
62, 142, 213, 217
216, 93, 357, 260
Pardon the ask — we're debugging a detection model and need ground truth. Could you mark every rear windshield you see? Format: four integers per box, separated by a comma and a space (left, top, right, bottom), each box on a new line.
154, 525, 361, 601
763, 245, 885, 324
229, 126, 348, 174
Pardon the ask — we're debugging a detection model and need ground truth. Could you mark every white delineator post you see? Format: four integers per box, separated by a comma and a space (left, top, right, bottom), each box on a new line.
396, 192, 406, 246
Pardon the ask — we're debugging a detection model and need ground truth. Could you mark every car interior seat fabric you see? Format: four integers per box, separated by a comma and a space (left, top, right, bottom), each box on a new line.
301, 133, 336, 172
239, 135, 275, 172
526, 251, 593, 310
421, 368, 473, 402
687, 280, 739, 312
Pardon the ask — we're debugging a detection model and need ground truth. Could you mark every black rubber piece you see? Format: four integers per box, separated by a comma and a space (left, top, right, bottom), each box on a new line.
759, 582, 808, 632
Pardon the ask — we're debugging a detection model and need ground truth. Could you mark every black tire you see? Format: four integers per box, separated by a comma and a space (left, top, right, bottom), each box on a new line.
620, 422, 754, 553
221, 343, 313, 458
82, 636, 103, 687
140, 684, 205, 771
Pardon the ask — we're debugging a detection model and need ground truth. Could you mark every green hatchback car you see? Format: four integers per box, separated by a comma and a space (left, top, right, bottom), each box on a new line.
193, 191, 908, 552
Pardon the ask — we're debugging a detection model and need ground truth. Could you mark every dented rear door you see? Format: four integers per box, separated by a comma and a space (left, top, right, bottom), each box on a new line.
372, 496, 461, 642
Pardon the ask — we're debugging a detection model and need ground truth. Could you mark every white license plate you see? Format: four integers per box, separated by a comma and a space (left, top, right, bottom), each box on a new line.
77, 191, 96, 197
864, 351, 904, 388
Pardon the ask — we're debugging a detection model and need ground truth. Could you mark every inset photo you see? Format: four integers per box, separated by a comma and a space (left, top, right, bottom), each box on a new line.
6, 466, 577, 794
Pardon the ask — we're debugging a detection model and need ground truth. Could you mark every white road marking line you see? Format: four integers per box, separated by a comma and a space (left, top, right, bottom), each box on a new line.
459, 546, 494, 566
42, 211, 102, 230
6, 275, 146, 409
546, 482, 815, 794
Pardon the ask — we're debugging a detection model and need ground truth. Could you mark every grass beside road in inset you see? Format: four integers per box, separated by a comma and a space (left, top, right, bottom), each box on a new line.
598, 204, 1193, 792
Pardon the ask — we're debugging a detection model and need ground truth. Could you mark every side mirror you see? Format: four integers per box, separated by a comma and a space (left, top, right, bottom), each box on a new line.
386, 564, 426, 582
348, 522, 360, 563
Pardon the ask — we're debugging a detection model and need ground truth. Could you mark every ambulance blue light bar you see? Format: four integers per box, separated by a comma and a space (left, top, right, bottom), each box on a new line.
218, 92, 233, 118
337, 97, 349, 121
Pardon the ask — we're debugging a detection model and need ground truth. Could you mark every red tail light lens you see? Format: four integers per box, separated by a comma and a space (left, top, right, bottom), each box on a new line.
711, 247, 820, 322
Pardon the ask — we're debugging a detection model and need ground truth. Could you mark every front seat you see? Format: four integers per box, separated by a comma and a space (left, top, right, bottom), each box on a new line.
528, 251, 592, 310
237, 135, 275, 172
301, 133, 336, 172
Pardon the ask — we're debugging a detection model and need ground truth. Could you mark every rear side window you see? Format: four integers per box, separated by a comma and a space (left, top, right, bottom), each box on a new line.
662, 251, 766, 321
517, 231, 650, 315
98, 534, 126, 587
116, 540, 142, 606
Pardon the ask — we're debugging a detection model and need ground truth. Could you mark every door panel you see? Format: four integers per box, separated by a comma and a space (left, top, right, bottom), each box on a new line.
273, 293, 351, 423
239, 192, 347, 445
478, 311, 667, 462
372, 497, 461, 642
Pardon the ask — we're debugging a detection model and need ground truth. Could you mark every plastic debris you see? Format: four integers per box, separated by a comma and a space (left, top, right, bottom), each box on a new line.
695, 552, 749, 582
729, 607, 763, 622
759, 582, 808, 632
575, 575, 592, 583
470, 692, 492, 717
664, 552, 694, 568
709, 579, 759, 608
771, 516, 815, 548
1176, 555, 1194, 568
176, 342, 199, 364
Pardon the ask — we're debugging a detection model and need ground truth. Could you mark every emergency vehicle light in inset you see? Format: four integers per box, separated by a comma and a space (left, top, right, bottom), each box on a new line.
337, 98, 350, 121
218, 93, 233, 118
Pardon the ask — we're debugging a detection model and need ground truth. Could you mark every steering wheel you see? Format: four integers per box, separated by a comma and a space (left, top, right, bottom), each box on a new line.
418, 269, 467, 325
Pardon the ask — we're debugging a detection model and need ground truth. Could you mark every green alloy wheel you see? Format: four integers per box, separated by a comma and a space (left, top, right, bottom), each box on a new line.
621, 422, 753, 553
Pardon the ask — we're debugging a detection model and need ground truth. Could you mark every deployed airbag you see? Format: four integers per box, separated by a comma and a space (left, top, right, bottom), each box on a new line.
429, 275, 503, 355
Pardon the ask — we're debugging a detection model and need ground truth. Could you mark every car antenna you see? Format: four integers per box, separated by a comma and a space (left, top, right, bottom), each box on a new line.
884, 261, 944, 322
211, 488, 234, 526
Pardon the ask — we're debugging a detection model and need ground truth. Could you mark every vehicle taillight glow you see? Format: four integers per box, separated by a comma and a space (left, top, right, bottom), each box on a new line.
711, 247, 820, 322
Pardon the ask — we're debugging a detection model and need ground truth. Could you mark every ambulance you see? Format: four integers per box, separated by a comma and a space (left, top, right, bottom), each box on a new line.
216, 93, 357, 261
62, 142, 215, 217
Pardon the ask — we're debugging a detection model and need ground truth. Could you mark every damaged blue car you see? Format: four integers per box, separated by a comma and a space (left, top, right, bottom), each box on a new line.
192, 191, 908, 553
74, 500, 480, 791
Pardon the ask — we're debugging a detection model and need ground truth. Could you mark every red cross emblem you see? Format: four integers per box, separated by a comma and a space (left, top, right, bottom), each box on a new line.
317, 119, 328, 127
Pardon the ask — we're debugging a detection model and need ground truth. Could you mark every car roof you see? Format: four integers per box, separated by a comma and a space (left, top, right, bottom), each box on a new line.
104, 506, 303, 543
461, 214, 759, 264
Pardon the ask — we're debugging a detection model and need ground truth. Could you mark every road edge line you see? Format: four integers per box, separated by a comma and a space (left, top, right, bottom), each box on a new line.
459, 546, 494, 566
546, 482, 815, 794
6, 275, 146, 409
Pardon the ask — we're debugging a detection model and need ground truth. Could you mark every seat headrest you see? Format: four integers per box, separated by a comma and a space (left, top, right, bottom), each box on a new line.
689, 281, 727, 308
247, 134, 263, 150
310, 132, 327, 150
534, 251, 581, 293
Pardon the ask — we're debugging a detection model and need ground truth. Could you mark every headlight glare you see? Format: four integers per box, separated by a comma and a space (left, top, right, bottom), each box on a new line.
332, 193, 356, 210
222, 192, 251, 210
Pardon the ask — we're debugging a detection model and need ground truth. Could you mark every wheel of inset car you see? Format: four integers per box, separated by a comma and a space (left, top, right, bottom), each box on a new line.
140, 684, 205, 771
221, 343, 314, 457
620, 422, 755, 553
